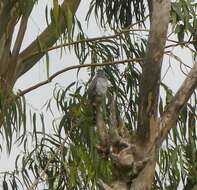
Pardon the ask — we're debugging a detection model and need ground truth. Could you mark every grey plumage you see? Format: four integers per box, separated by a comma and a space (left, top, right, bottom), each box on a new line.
87, 70, 110, 124
88, 70, 110, 105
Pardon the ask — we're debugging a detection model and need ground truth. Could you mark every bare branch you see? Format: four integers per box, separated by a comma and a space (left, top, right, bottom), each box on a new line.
159, 62, 197, 144
16, 28, 149, 67
17, 58, 142, 97
165, 39, 197, 50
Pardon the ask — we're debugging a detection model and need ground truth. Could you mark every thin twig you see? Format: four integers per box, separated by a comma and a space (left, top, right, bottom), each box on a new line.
166, 52, 192, 76
165, 39, 197, 49
17, 58, 143, 97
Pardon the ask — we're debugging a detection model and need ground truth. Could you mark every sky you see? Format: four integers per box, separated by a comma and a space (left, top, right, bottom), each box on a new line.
0, 0, 195, 185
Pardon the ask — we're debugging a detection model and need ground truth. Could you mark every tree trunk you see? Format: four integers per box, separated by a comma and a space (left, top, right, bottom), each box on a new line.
97, 0, 171, 189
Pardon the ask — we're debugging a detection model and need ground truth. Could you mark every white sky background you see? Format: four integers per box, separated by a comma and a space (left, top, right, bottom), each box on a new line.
0, 0, 195, 181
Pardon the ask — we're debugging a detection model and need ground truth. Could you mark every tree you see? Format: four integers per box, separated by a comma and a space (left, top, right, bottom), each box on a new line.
0, 0, 196, 190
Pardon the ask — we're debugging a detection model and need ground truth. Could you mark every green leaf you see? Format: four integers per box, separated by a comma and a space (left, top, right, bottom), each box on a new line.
19, 0, 35, 16
177, 24, 185, 42
172, 2, 184, 21
53, 0, 59, 19
3, 181, 8, 190
66, 7, 73, 36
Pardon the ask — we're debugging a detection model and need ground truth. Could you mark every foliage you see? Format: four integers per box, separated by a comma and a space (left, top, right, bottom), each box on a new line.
86, 0, 147, 29
0, 0, 196, 189
157, 91, 197, 190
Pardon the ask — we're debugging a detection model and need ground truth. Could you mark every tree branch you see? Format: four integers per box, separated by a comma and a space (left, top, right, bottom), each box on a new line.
17, 58, 142, 97
159, 62, 197, 144
17, 28, 149, 63
12, 16, 28, 56
0, 1, 18, 40
137, 0, 171, 140
165, 40, 197, 50
16, 0, 81, 79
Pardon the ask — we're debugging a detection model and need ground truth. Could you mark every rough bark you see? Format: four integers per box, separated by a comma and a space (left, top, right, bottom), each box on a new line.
98, 1, 197, 188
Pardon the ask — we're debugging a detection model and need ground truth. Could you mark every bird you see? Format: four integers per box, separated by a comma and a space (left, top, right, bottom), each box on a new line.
87, 69, 110, 104
87, 69, 111, 124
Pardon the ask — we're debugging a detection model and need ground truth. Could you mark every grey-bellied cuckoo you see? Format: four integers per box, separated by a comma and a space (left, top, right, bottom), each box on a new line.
87, 69, 110, 105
